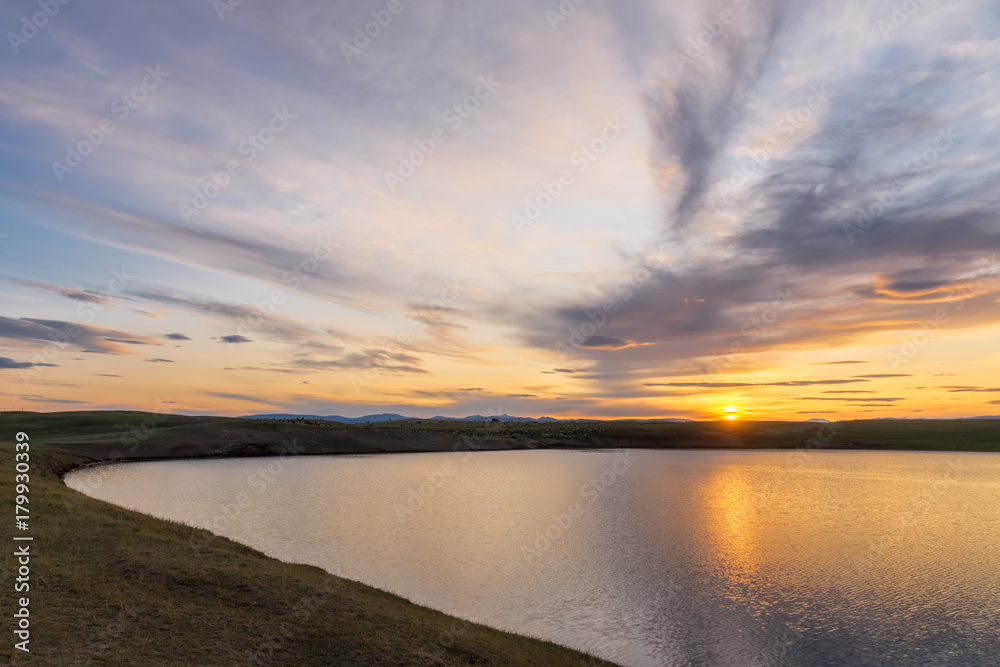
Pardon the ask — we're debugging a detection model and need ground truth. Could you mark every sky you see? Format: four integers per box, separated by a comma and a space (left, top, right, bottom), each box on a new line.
1, 0, 999, 421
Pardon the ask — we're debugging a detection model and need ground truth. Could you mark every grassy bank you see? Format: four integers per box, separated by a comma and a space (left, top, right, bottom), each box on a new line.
0, 413, 619, 666
2, 410, 996, 664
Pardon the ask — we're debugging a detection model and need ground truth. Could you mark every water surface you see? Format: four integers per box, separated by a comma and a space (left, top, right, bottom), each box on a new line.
66, 449, 1000, 666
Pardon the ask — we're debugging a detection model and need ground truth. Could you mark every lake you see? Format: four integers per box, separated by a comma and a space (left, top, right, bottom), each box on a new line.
65, 449, 1000, 666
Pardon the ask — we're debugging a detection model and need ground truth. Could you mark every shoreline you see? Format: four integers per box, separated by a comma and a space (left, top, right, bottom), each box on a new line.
4, 410, 997, 663
1, 424, 621, 665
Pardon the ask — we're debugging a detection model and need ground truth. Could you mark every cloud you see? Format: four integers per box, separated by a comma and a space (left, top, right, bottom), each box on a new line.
203, 391, 278, 405
145, 358, 175, 363
507, 394, 537, 399
0, 357, 57, 370
458, 387, 483, 391
645, 379, 869, 388
797, 397, 904, 402
219, 335, 252, 344
579, 336, 653, 350
292, 350, 427, 374
813, 360, 868, 365
945, 387, 1000, 392
224, 366, 300, 374
0, 316, 160, 354
123, 286, 348, 354
2, 278, 119, 306
853, 374, 913, 379
165, 333, 191, 340
22, 396, 87, 404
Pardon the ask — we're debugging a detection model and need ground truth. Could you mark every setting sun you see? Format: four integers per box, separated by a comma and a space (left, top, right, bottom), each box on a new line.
723, 407, 739, 420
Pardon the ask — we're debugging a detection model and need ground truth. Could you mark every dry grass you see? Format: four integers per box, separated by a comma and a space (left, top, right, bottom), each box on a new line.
0, 435, 617, 666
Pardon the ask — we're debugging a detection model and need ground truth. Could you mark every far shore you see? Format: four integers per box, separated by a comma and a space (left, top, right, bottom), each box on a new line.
12, 411, 1000, 469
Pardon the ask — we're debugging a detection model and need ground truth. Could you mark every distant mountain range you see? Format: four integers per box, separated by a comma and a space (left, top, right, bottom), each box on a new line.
240, 413, 694, 423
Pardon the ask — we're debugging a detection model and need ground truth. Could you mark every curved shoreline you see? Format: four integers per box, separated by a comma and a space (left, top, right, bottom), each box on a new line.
5, 410, 998, 663
2, 434, 620, 665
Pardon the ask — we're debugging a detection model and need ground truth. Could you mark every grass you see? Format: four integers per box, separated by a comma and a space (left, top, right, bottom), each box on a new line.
0, 412, 619, 666
2, 410, 997, 664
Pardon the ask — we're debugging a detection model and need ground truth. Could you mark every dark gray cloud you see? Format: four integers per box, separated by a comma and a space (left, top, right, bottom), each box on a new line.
203, 391, 277, 405
814, 361, 868, 365
0, 316, 160, 354
220, 335, 252, 344
797, 397, 904, 402
104, 338, 149, 345
646, 379, 868, 388
292, 349, 427, 374
18, 395, 87, 404
224, 366, 300, 374
0, 357, 56, 369
946, 387, 1000, 393
2, 278, 120, 305
125, 285, 348, 355
145, 358, 174, 363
